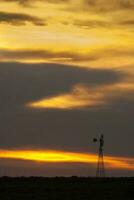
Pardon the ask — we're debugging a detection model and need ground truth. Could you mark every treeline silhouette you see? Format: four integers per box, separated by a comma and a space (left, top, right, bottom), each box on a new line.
0, 177, 133, 200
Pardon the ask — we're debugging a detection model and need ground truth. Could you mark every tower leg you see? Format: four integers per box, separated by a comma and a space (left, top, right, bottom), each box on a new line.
96, 150, 105, 177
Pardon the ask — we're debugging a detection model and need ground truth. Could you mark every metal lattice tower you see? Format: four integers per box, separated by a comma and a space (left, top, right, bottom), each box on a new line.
93, 134, 105, 177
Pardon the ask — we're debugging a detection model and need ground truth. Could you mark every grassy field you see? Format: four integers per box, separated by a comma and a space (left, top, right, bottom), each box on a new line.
0, 177, 133, 200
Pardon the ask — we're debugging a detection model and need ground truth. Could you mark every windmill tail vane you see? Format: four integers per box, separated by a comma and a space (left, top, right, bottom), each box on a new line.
93, 138, 98, 143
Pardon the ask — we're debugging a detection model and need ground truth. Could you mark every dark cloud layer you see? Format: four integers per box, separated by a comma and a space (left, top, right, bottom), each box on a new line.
0, 62, 122, 109
0, 62, 133, 176
0, 62, 133, 156
0, 11, 45, 26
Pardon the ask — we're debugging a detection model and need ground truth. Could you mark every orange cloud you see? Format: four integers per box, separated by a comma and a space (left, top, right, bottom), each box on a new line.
27, 82, 134, 110
27, 85, 104, 109
0, 149, 133, 170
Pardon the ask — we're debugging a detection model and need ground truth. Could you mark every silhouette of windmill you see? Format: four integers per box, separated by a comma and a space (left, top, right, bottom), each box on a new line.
93, 134, 105, 177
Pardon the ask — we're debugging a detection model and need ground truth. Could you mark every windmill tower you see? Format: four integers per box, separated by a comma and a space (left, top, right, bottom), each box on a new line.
93, 134, 105, 177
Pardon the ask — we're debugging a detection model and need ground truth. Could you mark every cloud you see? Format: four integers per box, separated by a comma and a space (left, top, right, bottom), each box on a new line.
0, 11, 45, 26
84, 0, 134, 11
1, 0, 134, 16
0, 149, 133, 170
71, 18, 134, 29
2, 0, 134, 8
120, 19, 134, 26
27, 84, 105, 109
1, 0, 69, 6
0, 61, 124, 117
59, 0, 134, 14
72, 19, 110, 29
1, 0, 36, 6
0, 48, 96, 62
27, 82, 134, 110
0, 62, 121, 110
1, 48, 134, 64
2, 0, 134, 11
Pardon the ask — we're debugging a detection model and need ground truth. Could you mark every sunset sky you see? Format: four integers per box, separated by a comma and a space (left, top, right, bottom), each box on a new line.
0, 0, 134, 176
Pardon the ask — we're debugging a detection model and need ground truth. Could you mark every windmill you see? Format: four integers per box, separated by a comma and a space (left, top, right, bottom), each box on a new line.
93, 134, 105, 177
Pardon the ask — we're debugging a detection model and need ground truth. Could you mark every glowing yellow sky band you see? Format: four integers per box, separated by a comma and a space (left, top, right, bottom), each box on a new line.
0, 149, 133, 170
1, 0, 134, 69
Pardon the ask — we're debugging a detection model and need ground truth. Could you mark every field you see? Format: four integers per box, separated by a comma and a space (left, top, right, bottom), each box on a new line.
0, 177, 133, 200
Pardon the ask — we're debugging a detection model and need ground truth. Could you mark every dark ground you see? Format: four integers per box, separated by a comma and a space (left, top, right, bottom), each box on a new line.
0, 177, 133, 200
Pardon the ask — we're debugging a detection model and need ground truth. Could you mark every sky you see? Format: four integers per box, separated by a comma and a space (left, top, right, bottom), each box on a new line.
0, 0, 134, 176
